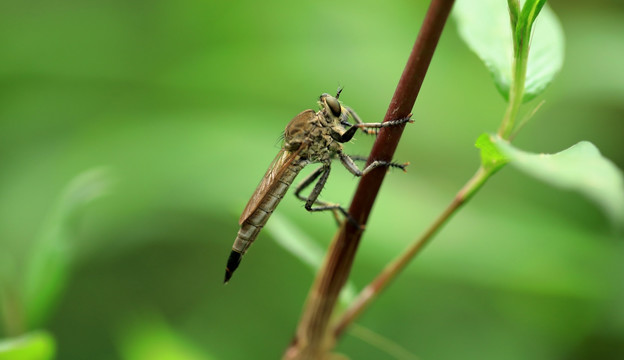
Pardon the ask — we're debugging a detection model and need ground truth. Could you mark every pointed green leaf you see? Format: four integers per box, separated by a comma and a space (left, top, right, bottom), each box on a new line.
23, 167, 115, 329
0, 331, 55, 360
453, 0, 564, 102
492, 138, 624, 228
507, 0, 520, 32
515, 0, 547, 48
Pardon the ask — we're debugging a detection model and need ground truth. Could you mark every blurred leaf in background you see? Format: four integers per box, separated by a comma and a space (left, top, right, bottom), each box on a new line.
0, 331, 55, 360
0, 0, 623, 359
23, 167, 115, 329
117, 314, 215, 360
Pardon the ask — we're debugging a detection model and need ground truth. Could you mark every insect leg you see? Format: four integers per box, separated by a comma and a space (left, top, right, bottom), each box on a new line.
343, 107, 379, 135
334, 110, 413, 143
346, 107, 414, 135
294, 166, 341, 225
294, 166, 324, 201
338, 150, 409, 176
349, 155, 368, 163
299, 163, 360, 227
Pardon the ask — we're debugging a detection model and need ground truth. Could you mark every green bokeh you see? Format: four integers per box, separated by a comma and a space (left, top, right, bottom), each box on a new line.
1, 0, 623, 359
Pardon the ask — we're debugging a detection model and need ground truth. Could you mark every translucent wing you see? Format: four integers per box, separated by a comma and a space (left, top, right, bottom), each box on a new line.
238, 146, 304, 225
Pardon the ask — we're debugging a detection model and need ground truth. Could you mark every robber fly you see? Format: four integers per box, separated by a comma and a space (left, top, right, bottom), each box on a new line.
225, 89, 412, 283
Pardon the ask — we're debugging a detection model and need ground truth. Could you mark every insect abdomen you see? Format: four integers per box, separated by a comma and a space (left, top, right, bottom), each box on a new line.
225, 164, 304, 283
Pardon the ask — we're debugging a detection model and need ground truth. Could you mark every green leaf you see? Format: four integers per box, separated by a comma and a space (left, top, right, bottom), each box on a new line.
0, 331, 55, 360
476, 133, 510, 174
265, 213, 357, 305
22, 167, 115, 329
453, 0, 564, 102
492, 138, 624, 228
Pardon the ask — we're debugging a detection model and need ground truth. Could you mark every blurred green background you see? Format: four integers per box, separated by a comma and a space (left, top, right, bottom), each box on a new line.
1, 0, 623, 359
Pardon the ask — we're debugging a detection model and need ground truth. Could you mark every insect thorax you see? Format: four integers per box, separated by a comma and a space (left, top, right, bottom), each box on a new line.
303, 125, 342, 162
284, 106, 345, 162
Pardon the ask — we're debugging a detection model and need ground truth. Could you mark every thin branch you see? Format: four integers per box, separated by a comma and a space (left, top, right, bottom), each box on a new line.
284, 1, 455, 358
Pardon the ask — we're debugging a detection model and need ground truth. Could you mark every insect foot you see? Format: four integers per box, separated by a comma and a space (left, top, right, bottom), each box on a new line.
383, 114, 414, 127
396, 161, 410, 172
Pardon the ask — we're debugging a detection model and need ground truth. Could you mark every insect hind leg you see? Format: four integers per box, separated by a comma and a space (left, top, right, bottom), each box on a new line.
294, 163, 359, 227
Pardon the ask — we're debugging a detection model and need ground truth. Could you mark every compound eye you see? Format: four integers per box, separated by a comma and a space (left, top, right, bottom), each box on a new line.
325, 96, 342, 117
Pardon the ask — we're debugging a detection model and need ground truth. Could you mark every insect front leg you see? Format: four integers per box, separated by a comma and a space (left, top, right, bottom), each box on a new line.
294, 163, 359, 227
348, 107, 414, 135
334, 109, 414, 142
348, 155, 369, 163
338, 150, 409, 177
340, 107, 377, 136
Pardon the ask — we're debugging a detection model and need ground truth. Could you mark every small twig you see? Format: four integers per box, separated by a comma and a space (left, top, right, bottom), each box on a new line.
509, 99, 545, 141
283, 1, 455, 358
348, 323, 419, 360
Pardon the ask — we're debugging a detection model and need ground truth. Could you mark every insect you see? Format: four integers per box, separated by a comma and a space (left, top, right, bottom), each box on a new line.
225, 89, 412, 283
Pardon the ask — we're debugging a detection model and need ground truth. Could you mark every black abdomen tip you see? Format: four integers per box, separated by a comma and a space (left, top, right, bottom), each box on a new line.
224, 251, 243, 284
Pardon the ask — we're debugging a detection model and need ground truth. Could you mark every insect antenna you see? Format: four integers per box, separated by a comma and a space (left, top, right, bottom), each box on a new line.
336, 86, 344, 99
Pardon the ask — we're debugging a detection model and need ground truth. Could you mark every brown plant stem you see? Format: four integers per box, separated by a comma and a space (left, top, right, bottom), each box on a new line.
284, 1, 455, 358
